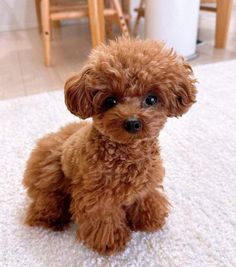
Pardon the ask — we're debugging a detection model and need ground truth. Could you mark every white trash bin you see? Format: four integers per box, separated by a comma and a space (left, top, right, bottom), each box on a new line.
145, 0, 200, 59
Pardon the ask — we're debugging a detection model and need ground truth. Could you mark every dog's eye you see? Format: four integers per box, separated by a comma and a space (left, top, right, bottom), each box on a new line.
102, 96, 118, 110
143, 95, 158, 107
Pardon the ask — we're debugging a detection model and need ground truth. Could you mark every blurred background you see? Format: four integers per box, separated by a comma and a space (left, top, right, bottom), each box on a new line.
0, 0, 235, 100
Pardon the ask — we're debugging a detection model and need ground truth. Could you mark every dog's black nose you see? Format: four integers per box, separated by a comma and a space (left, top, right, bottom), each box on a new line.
124, 118, 142, 133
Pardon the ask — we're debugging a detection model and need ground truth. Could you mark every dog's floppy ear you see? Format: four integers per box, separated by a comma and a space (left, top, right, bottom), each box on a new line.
166, 62, 197, 117
64, 68, 94, 119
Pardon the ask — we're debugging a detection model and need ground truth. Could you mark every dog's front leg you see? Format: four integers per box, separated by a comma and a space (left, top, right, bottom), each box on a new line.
71, 196, 131, 255
126, 189, 170, 232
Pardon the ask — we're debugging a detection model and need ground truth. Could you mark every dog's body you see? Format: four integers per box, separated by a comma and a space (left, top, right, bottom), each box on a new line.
23, 38, 197, 255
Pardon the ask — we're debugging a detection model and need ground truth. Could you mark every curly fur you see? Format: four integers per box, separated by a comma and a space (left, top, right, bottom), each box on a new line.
23, 38, 197, 255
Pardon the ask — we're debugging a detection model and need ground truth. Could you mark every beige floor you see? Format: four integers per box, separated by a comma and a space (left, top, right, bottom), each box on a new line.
0, 8, 236, 100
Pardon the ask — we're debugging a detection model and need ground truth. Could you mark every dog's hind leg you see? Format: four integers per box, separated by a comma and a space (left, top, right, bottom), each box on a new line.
24, 191, 71, 231
23, 123, 82, 231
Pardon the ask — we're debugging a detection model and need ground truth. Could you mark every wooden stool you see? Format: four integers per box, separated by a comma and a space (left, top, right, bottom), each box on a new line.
35, 0, 130, 66
200, 0, 233, 48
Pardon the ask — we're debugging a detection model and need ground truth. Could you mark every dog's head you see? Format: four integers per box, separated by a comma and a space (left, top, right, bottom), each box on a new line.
65, 38, 197, 143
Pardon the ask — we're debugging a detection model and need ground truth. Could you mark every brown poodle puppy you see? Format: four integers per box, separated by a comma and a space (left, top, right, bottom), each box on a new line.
23, 38, 197, 255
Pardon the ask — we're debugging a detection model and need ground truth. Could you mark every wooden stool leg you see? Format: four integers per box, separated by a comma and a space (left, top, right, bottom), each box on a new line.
133, 0, 144, 36
133, 14, 141, 37
35, 0, 42, 33
104, 0, 113, 39
88, 0, 105, 47
215, 0, 233, 48
121, 0, 131, 30
112, 0, 130, 38
105, 18, 114, 39
41, 0, 51, 66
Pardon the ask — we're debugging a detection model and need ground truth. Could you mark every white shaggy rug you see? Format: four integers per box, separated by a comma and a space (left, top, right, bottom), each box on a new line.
1, 60, 236, 267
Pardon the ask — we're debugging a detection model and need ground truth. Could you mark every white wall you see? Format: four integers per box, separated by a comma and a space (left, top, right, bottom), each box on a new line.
0, 0, 38, 32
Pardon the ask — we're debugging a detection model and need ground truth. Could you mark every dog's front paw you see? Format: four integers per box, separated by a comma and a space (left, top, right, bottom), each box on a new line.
131, 207, 168, 232
127, 190, 170, 232
77, 218, 131, 255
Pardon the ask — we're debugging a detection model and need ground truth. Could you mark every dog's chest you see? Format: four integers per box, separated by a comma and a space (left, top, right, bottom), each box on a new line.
83, 140, 159, 199
91, 151, 148, 179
